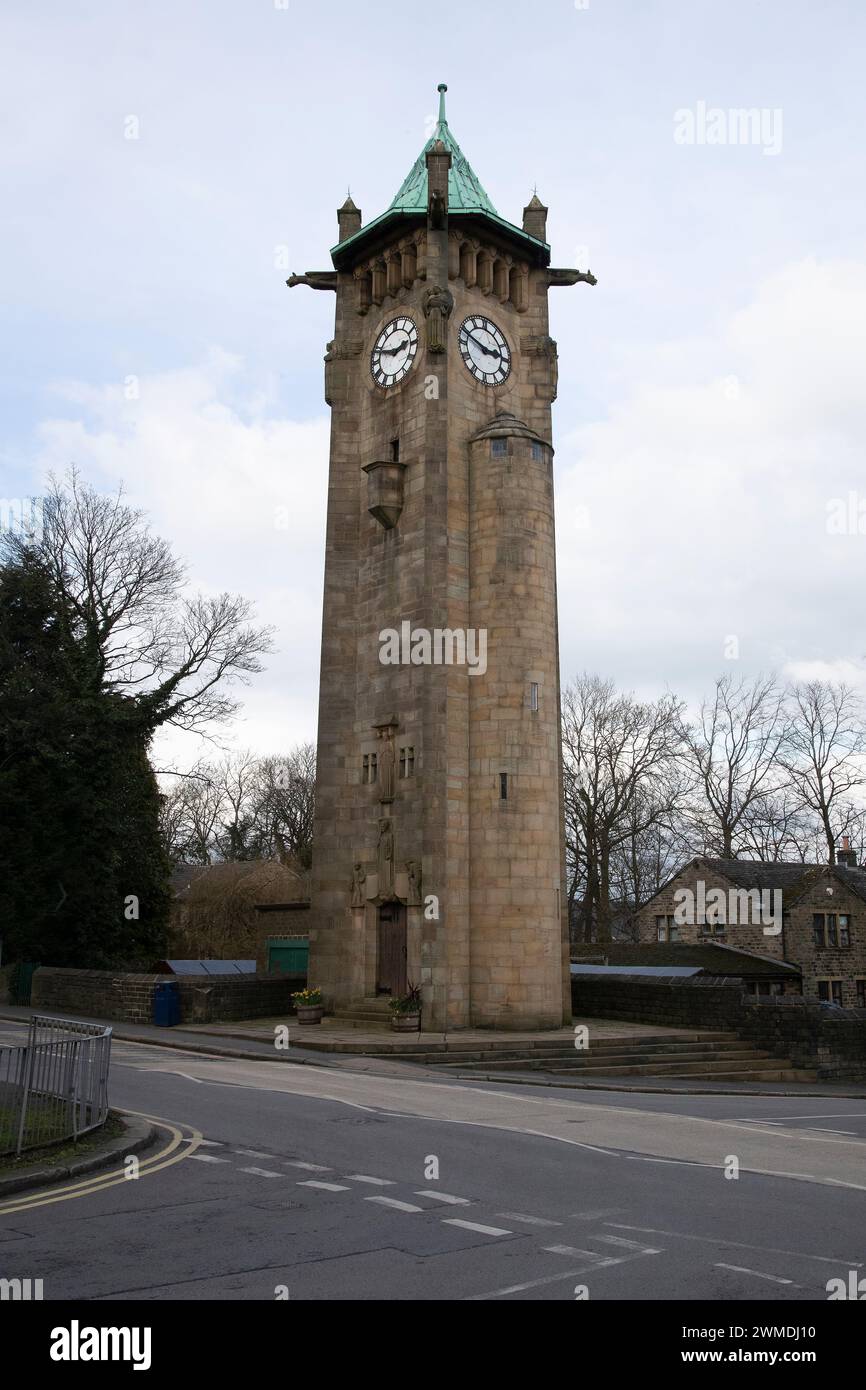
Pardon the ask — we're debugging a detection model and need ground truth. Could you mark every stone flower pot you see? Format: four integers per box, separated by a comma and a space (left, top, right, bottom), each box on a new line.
296, 1005, 324, 1025
390, 1012, 421, 1032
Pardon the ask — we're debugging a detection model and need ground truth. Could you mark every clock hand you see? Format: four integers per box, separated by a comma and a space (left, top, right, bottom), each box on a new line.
378, 339, 409, 357
467, 333, 500, 359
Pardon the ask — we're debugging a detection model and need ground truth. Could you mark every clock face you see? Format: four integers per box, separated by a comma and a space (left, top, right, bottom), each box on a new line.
458, 315, 511, 385
370, 316, 418, 388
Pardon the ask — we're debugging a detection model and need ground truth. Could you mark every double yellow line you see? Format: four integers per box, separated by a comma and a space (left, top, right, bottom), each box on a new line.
0, 1110, 202, 1215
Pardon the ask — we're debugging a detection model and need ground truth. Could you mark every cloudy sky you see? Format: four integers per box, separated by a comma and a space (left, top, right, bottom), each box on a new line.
3, 0, 865, 770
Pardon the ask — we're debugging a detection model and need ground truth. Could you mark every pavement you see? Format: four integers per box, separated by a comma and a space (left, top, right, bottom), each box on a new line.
0, 1016, 865, 1301
2, 1004, 865, 1097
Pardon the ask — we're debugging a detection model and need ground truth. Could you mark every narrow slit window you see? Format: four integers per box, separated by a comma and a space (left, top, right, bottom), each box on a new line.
390, 438, 400, 462
491, 439, 507, 458
529, 682, 539, 711
500, 772, 508, 800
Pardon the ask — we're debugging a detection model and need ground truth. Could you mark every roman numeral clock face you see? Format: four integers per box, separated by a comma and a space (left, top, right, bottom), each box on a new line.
458, 315, 511, 385
370, 316, 418, 388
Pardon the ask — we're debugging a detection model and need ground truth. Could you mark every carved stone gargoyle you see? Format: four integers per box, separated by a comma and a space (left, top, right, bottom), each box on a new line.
286, 271, 338, 291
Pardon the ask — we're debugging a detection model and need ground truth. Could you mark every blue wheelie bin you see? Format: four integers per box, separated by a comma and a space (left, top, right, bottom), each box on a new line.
153, 980, 180, 1027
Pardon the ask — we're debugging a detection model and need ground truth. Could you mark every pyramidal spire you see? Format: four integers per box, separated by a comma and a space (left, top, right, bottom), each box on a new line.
388, 82, 498, 217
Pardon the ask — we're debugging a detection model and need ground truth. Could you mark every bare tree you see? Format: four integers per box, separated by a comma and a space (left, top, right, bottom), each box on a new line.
255, 743, 316, 869
680, 674, 787, 859
3, 469, 273, 733
563, 675, 685, 942
781, 681, 866, 863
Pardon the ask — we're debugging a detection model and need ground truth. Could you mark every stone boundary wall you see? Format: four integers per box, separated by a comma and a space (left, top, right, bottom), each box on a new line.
571, 974, 866, 1081
31, 967, 297, 1025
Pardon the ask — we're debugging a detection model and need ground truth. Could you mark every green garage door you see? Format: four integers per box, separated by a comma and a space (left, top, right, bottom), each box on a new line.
267, 940, 309, 976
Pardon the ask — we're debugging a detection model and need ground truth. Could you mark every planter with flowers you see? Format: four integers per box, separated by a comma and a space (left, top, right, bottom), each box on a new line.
292, 987, 325, 1025
389, 983, 422, 1032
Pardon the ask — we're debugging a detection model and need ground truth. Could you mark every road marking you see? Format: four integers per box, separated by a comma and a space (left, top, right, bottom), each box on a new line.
365, 1196, 425, 1213
608, 1224, 863, 1268
443, 1219, 512, 1237
0, 1111, 202, 1216
466, 1266, 615, 1300
413, 1190, 470, 1205
804, 1128, 857, 1136
733, 1113, 866, 1122
197, 1139, 223, 1148
233, 1148, 273, 1158
496, 1212, 562, 1228
239, 1166, 284, 1178
188, 1153, 229, 1164
139, 1069, 203, 1083
284, 1161, 332, 1172
715, 1263, 797, 1286
543, 1244, 622, 1263
297, 1180, 350, 1192
345, 1175, 395, 1186
593, 1235, 662, 1253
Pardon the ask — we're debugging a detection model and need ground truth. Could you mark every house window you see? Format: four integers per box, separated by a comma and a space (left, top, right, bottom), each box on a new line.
813, 912, 851, 948
362, 752, 378, 785
531, 441, 544, 462
399, 746, 415, 778
500, 772, 508, 800
856, 979, 866, 1009
699, 922, 726, 939
656, 914, 680, 942
491, 439, 507, 457
818, 979, 843, 1006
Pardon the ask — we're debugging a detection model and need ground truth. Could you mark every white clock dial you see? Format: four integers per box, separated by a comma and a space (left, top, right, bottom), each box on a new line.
370, 316, 418, 388
458, 315, 511, 385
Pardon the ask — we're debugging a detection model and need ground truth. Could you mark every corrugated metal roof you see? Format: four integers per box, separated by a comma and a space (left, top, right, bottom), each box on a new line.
155, 960, 256, 976
570, 964, 701, 977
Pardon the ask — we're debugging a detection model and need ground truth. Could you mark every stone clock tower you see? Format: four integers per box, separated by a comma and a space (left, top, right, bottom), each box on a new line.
289, 85, 595, 1030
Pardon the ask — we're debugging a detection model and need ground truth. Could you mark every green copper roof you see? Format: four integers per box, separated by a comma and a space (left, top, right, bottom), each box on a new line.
330, 84, 549, 265
388, 84, 499, 218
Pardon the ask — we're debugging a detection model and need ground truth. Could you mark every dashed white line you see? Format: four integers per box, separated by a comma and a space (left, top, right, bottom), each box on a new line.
543, 1244, 622, 1263
345, 1175, 395, 1186
364, 1196, 425, 1213
234, 1148, 273, 1158
197, 1139, 223, 1148
443, 1219, 512, 1237
497, 1212, 562, 1228
284, 1161, 333, 1172
297, 1180, 350, 1192
239, 1166, 284, 1178
715, 1263, 797, 1286
188, 1153, 229, 1164
413, 1190, 470, 1205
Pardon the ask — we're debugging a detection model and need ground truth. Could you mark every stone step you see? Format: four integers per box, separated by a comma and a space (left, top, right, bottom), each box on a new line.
545, 1055, 794, 1078
435, 1047, 776, 1071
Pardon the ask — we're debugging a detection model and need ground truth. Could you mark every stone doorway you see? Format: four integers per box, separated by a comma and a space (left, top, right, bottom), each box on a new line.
376, 901, 407, 995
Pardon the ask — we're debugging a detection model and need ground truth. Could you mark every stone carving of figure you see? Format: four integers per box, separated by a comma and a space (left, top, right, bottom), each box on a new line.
377, 818, 394, 898
350, 862, 366, 908
378, 729, 396, 804
422, 285, 454, 354
405, 860, 422, 907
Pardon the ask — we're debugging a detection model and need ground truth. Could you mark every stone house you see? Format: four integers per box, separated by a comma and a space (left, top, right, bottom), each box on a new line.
634, 850, 866, 1008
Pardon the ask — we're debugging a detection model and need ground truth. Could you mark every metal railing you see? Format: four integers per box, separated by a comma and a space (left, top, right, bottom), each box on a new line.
0, 1015, 112, 1158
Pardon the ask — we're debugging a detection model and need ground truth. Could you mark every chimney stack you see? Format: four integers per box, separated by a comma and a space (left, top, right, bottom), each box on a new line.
837, 835, 858, 868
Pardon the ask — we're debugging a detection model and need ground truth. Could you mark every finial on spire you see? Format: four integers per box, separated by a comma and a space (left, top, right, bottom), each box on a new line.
437, 83, 448, 125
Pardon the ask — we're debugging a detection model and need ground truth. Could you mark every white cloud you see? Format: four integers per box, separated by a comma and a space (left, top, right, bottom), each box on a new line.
29, 350, 330, 768
555, 257, 866, 703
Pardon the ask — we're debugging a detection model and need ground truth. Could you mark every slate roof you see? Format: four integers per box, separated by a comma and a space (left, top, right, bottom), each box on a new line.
572, 941, 800, 978
643, 856, 866, 912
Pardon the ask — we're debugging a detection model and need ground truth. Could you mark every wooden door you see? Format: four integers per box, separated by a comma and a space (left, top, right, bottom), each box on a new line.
376, 902, 407, 995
